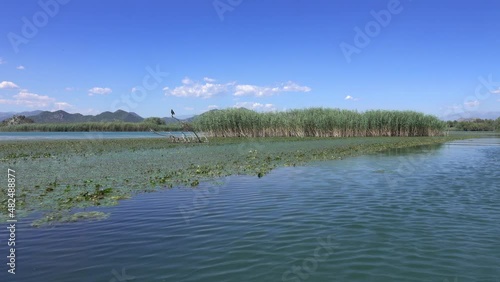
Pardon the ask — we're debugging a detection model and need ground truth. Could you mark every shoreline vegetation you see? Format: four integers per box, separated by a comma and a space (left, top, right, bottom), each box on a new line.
1, 108, 498, 134
193, 108, 447, 137
0, 134, 480, 226
0, 121, 183, 132
446, 118, 500, 131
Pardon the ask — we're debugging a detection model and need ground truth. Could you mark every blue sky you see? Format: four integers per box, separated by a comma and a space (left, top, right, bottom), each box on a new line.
1, 0, 499, 118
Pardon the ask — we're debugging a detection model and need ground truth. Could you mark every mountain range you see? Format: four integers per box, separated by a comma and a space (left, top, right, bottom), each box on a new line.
0, 110, 196, 123
441, 111, 500, 121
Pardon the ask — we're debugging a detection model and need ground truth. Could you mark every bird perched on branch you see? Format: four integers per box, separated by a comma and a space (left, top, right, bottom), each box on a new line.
171, 109, 175, 117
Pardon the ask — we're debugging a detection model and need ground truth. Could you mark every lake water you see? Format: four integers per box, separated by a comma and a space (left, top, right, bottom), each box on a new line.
0, 131, 197, 141
2, 138, 499, 281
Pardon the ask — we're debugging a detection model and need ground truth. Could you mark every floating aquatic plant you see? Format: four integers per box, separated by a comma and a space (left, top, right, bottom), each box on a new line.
31, 211, 110, 227
0, 135, 474, 225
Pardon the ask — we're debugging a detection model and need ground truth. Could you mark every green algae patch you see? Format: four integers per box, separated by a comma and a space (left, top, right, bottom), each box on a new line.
31, 211, 110, 227
0, 135, 474, 225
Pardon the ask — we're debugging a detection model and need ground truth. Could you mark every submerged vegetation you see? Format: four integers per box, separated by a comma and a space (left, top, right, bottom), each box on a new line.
194, 108, 446, 137
0, 134, 473, 226
31, 211, 110, 227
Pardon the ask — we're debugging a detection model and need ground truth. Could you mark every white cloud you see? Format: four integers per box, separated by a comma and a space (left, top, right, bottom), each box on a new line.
0, 90, 55, 108
65, 87, 75, 91
81, 108, 100, 115
164, 78, 311, 98
234, 81, 311, 97
234, 85, 272, 97
234, 102, 276, 111
184, 107, 194, 111
14, 91, 55, 107
344, 95, 359, 101
88, 87, 112, 96
464, 100, 480, 107
207, 105, 219, 110
281, 81, 312, 93
16, 65, 25, 70
0, 89, 73, 110
53, 102, 74, 110
164, 77, 233, 98
0, 81, 19, 89
0, 58, 5, 64
182, 77, 193, 85
491, 88, 500, 94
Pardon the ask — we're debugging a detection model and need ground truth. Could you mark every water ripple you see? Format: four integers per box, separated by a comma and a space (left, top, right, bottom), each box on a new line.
5, 138, 500, 281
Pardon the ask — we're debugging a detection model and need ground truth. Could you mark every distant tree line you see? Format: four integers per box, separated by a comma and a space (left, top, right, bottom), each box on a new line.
446, 118, 500, 131
0, 116, 182, 132
142, 117, 167, 125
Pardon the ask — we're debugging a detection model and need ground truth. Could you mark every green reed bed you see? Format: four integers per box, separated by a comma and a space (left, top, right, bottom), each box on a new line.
193, 108, 445, 137
0, 135, 472, 226
0, 121, 182, 132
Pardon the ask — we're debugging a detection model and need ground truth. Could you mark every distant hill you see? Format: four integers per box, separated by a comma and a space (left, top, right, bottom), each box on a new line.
90, 110, 143, 122
162, 117, 178, 124
3, 109, 207, 124
28, 110, 91, 123
183, 115, 198, 122
0, 110, 43, 121
27, 110, 144, 123
442, 111, 500, 121
161, 115, 198, 124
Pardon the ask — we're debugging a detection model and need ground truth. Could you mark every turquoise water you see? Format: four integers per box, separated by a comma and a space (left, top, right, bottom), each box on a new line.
0, 131, 197, 141
1, 138, 499, 281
